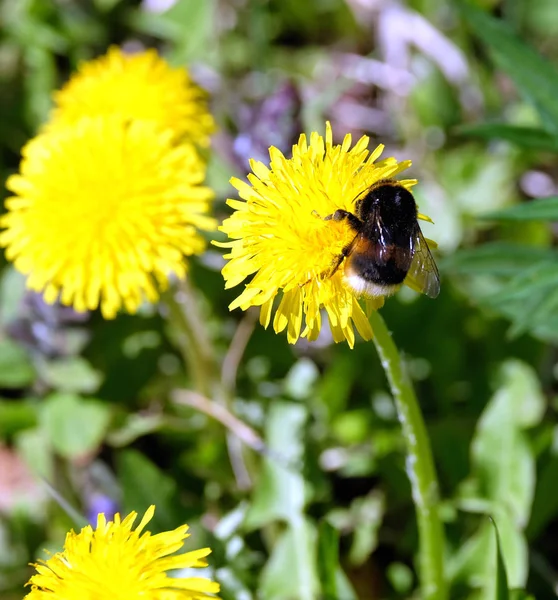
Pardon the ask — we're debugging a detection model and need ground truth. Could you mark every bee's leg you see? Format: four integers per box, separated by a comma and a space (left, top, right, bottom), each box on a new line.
325, 236, 361, 278
300, 235, 352, 286
324, 209, 363, 231
325, 251, 346, 278
320, 210, 363, 277
301, 210, 362, 286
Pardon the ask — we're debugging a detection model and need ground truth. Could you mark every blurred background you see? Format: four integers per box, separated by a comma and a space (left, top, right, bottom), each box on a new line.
1, 0, 558, 598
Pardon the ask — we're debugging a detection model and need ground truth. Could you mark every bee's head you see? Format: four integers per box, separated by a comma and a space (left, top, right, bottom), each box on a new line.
356, 180, 416, 221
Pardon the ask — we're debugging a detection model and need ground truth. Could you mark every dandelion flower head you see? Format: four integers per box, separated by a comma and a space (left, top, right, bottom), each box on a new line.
48, 47, 214, 146
0, 116, 215, 318
24, 505, 220, 600
218, 123, 431, 347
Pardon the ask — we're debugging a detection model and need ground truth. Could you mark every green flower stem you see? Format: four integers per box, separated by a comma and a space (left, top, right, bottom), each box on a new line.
163, 280, 214, 398
369, 310, 446, 600
164, 280, 252, 489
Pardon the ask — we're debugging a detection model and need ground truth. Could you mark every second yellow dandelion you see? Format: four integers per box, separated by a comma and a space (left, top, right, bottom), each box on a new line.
0, 116, 215, 318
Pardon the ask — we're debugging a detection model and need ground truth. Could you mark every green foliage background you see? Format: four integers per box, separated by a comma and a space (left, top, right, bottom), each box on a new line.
1, 0, 558, 598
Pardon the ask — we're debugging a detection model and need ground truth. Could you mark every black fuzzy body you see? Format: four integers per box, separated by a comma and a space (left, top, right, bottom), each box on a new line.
348, 182, 418, 287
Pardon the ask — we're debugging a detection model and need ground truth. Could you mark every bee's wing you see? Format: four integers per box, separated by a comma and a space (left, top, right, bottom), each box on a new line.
404, 226, 440, 298
376, 214, 414, 270
350, 211, 414, 270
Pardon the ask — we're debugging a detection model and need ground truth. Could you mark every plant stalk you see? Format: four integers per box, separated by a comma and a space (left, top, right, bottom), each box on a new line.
163, 280, 214, 398
163, 279, 252, 489
369, 310, 446, 600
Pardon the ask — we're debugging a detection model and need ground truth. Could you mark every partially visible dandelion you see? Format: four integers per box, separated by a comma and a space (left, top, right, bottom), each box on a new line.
0, 116, 214, 318
24, 505, 220, 600
217, 123, 432, 347
48, 47, 214, 147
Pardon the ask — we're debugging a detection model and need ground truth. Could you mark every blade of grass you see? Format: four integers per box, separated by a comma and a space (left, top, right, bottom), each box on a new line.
459, 3, 558, 135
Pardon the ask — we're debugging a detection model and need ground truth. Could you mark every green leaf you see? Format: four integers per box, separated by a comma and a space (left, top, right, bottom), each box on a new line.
39, 356, 103, 394
284, 358, 319, 400
0, 339, 34, 389
409, 56, 461, 129
348, 493, 384, 565
449, 509, 527, 592
491, 518, 510, 600
245, 402, 321, 600
319, 355, 356, 418
41, 393, 111, 459
116, 449, 179, 531
14, 427, 54, 480
93, 0, 120, 11
509, 591, 535, 600
485, 262, 558, 305
527, 438, 558, 539
316, 522, 359, 600
259, 518, 319, 600
472, 360, 544, 525
244, 401, 308, 528
456, 124, 558, 151
498, 298, 558, 343
107, 413, 166, 447
481, 262, 558, 337
482, 196, 558, 221
437, 144, 516, 217
507, 284, 558, 338
0, 398, 37, 437
450, 244, 558, 340
387, 562, 414, 595
128, 0, 217, 64
317, 522, 340, 599
441, 243, 558, 276
451, 361, 543, 592
459, 3, 558, 134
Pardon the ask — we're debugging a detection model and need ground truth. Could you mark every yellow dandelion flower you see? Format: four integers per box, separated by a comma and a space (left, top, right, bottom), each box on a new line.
0, 116, 214, 318
24, 505, 220, 600
48, 46, 214, 146
217, 123, 435, 347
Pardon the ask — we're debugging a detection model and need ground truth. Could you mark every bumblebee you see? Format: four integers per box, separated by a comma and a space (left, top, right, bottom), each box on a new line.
323, 180, 440, 298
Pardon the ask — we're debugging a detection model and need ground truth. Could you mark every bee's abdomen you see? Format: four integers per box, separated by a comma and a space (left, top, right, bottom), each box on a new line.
343, 238, 412, 297
347, 253, 408, 285
344, 259, 405, 297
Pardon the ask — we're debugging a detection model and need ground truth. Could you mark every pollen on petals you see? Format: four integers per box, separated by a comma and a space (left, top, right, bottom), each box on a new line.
216, 122, 422, 347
